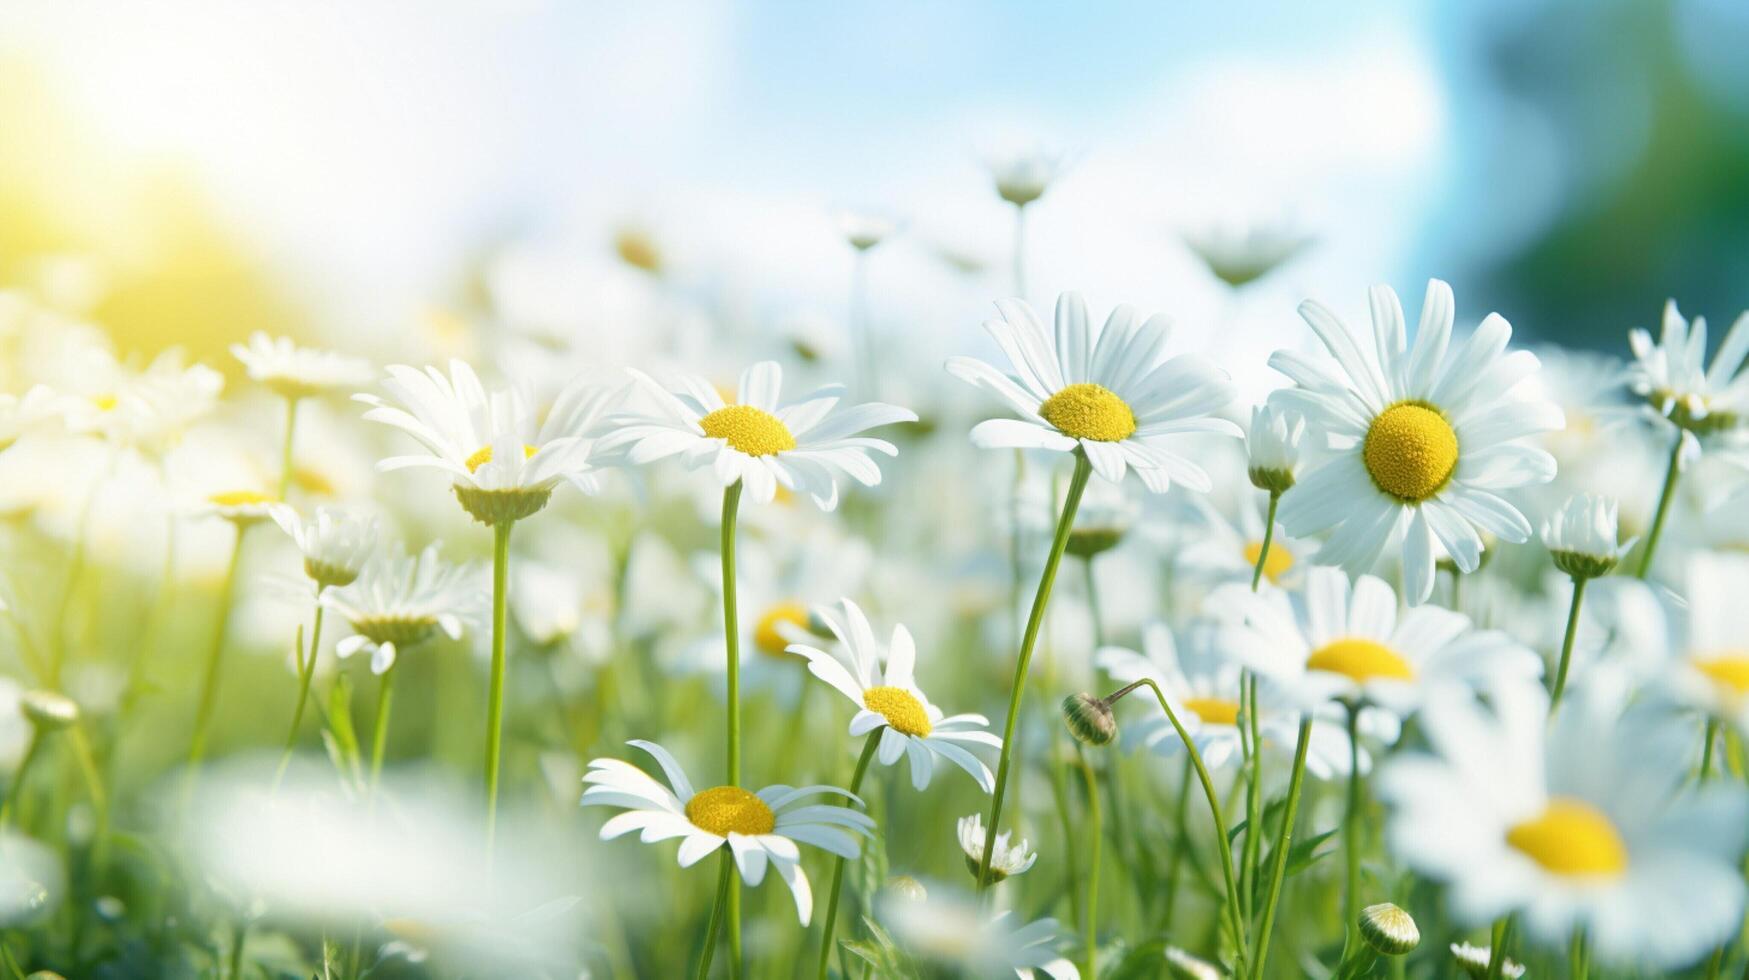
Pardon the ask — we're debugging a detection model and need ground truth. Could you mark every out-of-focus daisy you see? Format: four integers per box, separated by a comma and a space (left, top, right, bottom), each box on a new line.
1382, 680, 1748, 969
1173, 495, 1308, 591
580, 739, 872, 924
1667, 552, 1749, 735
837, 210, 898, 252
789, 598, 1000, 791
956, 812, 1036, 883
988, 149, 1063, 208
1214, 565, 1542, 720
231, 333, 373, 401
64, 348, 225, 458
357, 361, 617, 525
0, 386, 61, 453
880, 886, 1078, 979
1448, 942, 1524, 979
1624, 300, 1749, 445
322, 543, 482, 675
602, 361, 916, 508
1542, 493, 1634, 580
947, 292, 1241, 492
1271, 279, 1563, 604
197, 488, 278, 526
1180, 221, 1313, 290
269, 504, 378, 591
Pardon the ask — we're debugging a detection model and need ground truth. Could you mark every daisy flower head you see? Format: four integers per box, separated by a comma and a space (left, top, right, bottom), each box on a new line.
879, 887, 1079, 979
1173, 494, 1309, 592
602, 361, 916, 508
231, 332, 373, 401
1213, 565, 1542, 722
837, 210, 898, 252
1180, 220, 1313, 290
956, 812, 1036, 883
1625, 300, 1749, 444
321, 542, 482, 675
1246, 401, 1304, 494
197, 488, 279, 526
269, 504, 379, 591
947, 292, 1241, 492
788, 598, 1001, 791
357, 361, 618, 526
1381, 679, 1749, 970
1271, 279, 1564, 604
580, 739, 872, 924
1668, 551, 1749, 734
1541, 493, 1634, 579
987, 147, 1064, 208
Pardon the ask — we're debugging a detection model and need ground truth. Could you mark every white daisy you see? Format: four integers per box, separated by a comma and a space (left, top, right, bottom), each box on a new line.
1172, 494, 1308, 592
947, 292, 1241, 492
788, 598, 1001, 791
357, 361, 618, 525
1541, 493, 1634, 579
196, 489, 278, 526
580, 739, 873, 925
1448, 942, 1524, 979
880, 887, 1079, 979
956, 812, 1036, 883
1271, 279, 1564, 604
1666, 552, 1749, 735
231, 332, 373, 400
1246, 401, 1304, 493
269, 504, 379, 591
1181, 220, 1313, 290
321, 543, 482, 675
601, 361, 916, 508
837, 210, 898, 252
988, 148, 1064, 208
63, 349, 225, 458
1382, 679, 1749, 969
1212, 565, 1542, 723
1624, 300, 1749, 444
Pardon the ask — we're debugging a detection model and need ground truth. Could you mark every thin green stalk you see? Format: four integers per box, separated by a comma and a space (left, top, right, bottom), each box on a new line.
1074, 745, 1101, 980
977, 452, 1093, 891
697, 852, 733, 980
1239, 672, 1263, 928
1048, 740, 1083, 930
1341, 701, 1364, 960
1549, 576, 1587, 712
485, 519, 513, 862
1570, 927, 1589, 980
1636, 431, 1684, 579
229, 916, 247, 979
185, 523, 246, 799
1485, 916, 1515, 980
0, 730, 44, 832
1700, 718, 1720, 782
368, 665, 396, 799
1158, 757, 1192, 932
1250, 492, 1280, 591
814, 732, 880, 980
1250, 717, 1312, 980
1009, 449, 1025, 652
718, 480, 746, 975
274, 602, 326, 791
277, 395, 301, 502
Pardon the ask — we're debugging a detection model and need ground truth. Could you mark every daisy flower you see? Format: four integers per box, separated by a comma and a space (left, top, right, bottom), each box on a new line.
601, 361, 916, 508
269, 504, 379, 591
1381, 679, 1749, 969
357, 360, 618, 525
1624, 300, 1749, 445
788, 598, 1001, 791
1180, 220, 1313, 290
947, 292, 1241, 492
880, 887, 1079, 979
1542, 493, 1634, 580
580, 739, 872, 924
1213, 565, 1542, 722
1666, 552, 1749, 735
197, 489, 279, 526
322, 543, 482, 675
1270, 279, 1564, 604
231, 332, 373, 400
956, 812, 1036, 883
1172, 495, 1308, 592
988, 148, 1064, 208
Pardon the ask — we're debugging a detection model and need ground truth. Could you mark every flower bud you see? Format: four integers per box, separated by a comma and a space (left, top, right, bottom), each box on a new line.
1359, 902, 1420, 956
1062, 693, 1116, 746
20, 691, 78, 732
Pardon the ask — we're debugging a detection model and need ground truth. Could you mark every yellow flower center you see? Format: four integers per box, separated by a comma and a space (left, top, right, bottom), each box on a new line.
1362, 402, 1459, 502
1695, 653, 1749, 697
684, 785, 775, 836
1184, 697, 1242, 726
92, 394, 118, 412
464, 443, 539, 473
699, 404, 797, 457
754, 601, 809, 657
208, 490, 273, 507
1243, 541, 1295, 584
1305, 638, 1415, 684
863, 685, 932, 737
1038, 383, 1137, 442
1506, 797, 1629, 878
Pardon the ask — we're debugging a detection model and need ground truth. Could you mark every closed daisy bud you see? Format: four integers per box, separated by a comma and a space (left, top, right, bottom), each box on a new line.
20, 691, 79, 732
1247, 403, 1303, 494
1450, 942, 1524, 979
1062, 693, 1116, 746
1359, 903, 1420, 956
1542, 493, 1633, 579
1163, 945, 1223, 980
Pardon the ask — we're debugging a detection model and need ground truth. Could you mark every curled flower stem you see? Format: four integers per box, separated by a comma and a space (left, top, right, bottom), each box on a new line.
977, 451, 1092, 891
814, 731, 880, 980
485, 519, 513, 864
1636, 432, 1683, 579
1250, 716, 1312, 980
1548, 575, 1588, 712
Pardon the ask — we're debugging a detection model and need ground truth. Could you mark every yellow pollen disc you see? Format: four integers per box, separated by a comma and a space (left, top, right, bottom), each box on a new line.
863, 685, 932, 737
1695, 654, 1749, 697
1184, 697, 1242, 726
1038, 383, 1137, 442
699, 404, 797, 457
684, 785, 775, 836
754, 601, 810, 657
464, 443, 539, 473
1363, 402, 1459, 502
1306, 638, 1415, 684
1243, 541, 1295, 584
1506, 798, 1629, 878
92, 394, 118, 411
209, 490, 273, 507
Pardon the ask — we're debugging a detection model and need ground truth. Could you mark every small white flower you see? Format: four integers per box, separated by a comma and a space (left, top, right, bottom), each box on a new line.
988, 149, 1064, 208
1541, 493, 1634, 578
197, 489, 278, 525
837, 210, 898, 252
581, 739, 873, 924
1448, 942, 1524, 979
322, 543, 482, 675
1181, 221, 1313, 289
880, 887, 1079, 979
231, 333, 373, 400
1625, 300, 1749, 442
789, 598, 1001, 791
1667, 552, 1749, 735
1245, 402, 1304, 493
956, 812, 1036, 882
269, 504, 379, 590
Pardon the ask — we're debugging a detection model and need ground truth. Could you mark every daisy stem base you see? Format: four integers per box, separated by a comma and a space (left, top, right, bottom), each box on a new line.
1250, 716, 1312, 980
814, 731, 880, 980
485, 519, 513, 866
1548, 575, 1587, 712
1635, 431, 1684, 579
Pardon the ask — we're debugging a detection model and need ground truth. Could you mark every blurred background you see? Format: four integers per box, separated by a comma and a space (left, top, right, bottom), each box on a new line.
5, 0, 1747, 383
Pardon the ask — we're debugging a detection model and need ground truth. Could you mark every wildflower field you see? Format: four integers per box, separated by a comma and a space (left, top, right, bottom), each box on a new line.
3, 5, 1749, 979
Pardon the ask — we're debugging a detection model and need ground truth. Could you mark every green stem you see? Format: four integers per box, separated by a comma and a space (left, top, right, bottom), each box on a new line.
485, 519, 513, 863
368, 665, 396, 800
277, 395, 301, 502
0, 731, 44, 832
1074, 744, 1101, 980
1636, 431, 1684, 579
814, 733, 880, 980
185, 524, 246, 797
1158, 757, 1192, 932
1485, 916, 1515, 980
273, 602, 326, 792
1700, 718, 1719, 782
1250, 492, 1280, 591
1239, 672, 1263, 931
697, 852, 733, 980
718, 480, 745, 976
229, 916, 247, 979
1548, 576, 1588, 712
1571, 927, 1589, 980
1250, 717, 1312, 980
1341, 701, 1364, 960
977, 452, 1093, 890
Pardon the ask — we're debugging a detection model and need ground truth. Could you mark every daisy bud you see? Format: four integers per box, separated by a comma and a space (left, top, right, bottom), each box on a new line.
1359, 903, 1420, 956
20, 691, 79, 732
1450, 942, 1524, 979
1246, 403, 1302, 494
882, 875, 928, 903
1163, 946, 1223, 980
1062, 693, 1116, 746
1542, 493, 1633, 579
